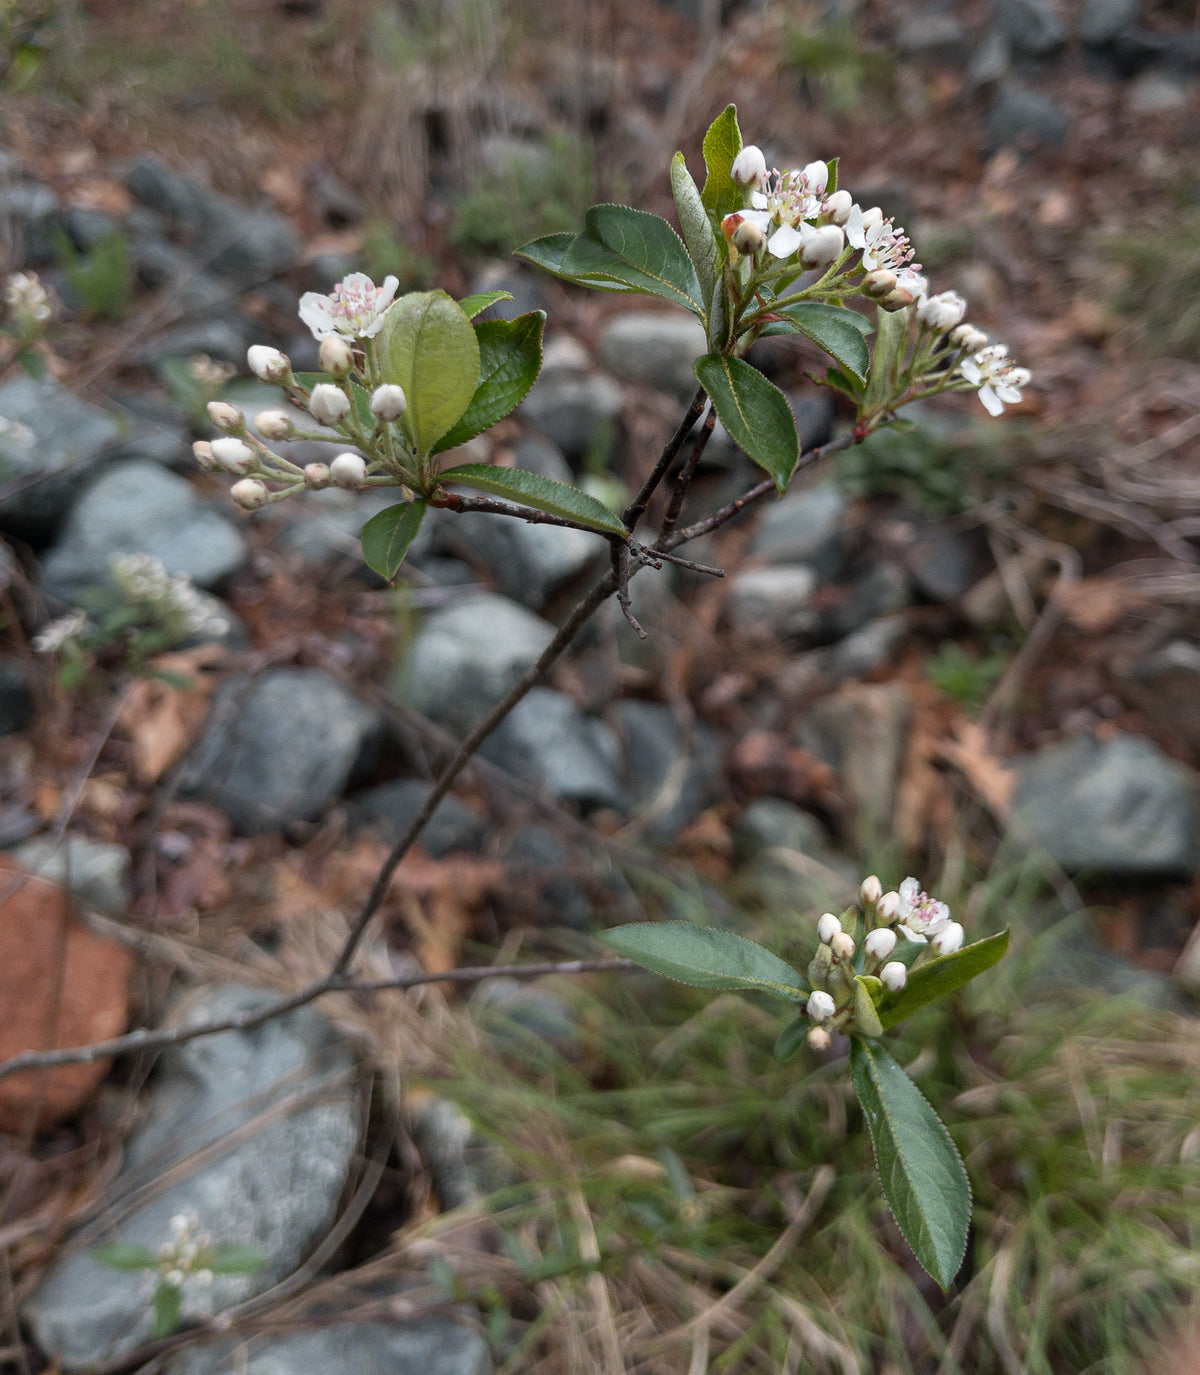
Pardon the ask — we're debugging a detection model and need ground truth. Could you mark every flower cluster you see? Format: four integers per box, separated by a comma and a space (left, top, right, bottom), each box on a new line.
196, 274, 416, 513
802, 874, 964, 1050
721, 144, 1030, 417
156, 1213, 215, 1292
4, 271, 54, 328
110, 553, 230, 641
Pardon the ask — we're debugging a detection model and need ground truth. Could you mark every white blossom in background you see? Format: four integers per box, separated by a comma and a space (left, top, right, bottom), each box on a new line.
110, 553, 229, 639
960, 344, 1031, 417
894, 876, 952, 944
299, 272, 399, 341
158, 1213, 214, 1291
4, 271, 54, 325
32, 610, 92, 655
187, 354, 235, 388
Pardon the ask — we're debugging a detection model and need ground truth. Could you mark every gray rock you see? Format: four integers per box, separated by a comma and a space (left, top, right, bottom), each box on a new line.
613, 699, 722, 841
597, 311, 708, 401
180, 668, 380, 834
481, 687, 624, 811
0, 655, 33, 735
823, 562, 911, 639
818, 613, 910, 682
0, 375, 124, 541
499, 824, 597, 930
24, 985, 361, 1370
1010, 732, 1200, 879
520, 338, 622, 463
466, 261, 548, 321
732, 797, 855, 913
734, 797, 831, 861
399, 593, 556, 736
899, 518, 990, 603
992, 0, 1067, 55
1118, 641, 1200, 753
201, 201, 301, 286
127, 156, 211, 236
0, 181, 62, 264
509, 434, 574, 483
276, 486, 421, 568
895, 11, 972, 63
9, 835, 131, 914
795, 682, 913, 849
347, 779, 487, 856
473, 975, 582, 1057
39, 461, 247, 600
725, 565, 819, 640
1127, 71, 1191, 114
1079, 0, 1139, 44
308, 166, 366, 227
435, 507, 600, 609
968, 29, 1012, 86
163, 1321, 492, 1375
986, 81, 1070, 151
136, 317, 253, 365
749, 482, 847, 579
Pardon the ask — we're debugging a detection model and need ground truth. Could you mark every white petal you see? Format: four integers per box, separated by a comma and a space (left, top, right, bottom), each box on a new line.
898, 924, 928, 944
767, 222, 803, 258
979, 384, 1005, 417
298, 294, 336, 339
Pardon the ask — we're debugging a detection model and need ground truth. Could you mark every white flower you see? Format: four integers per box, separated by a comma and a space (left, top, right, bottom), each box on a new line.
798, 222, 845, 269
959, 344, 1031, 417
246, 345, 290, 383
932, 921, 965, 955
742, 163, 834, 260
806, 990, 836, 1022
831, 931, 856, 961
845, 204, 920, 278
4, 271, 53, 324
876, 890, 901, 923
864, 927, 897, 961
298, 272, 399, 341
731, 145, 768, 188
817, 912, 842, 944
880, 961, 908, 991
308, 383, 351, 427
370, 384, 408, 422
330, 452, 367, 488
824, 189, 853, 225
916, 290, 967, 333
951, 323, 988, 353
32, 610, 91, 654
895, 876, 952, 944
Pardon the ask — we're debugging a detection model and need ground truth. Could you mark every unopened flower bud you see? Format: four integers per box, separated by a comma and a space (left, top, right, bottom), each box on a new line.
880, 284, 922, 311
859, 206, 884, 235
206, 400, 244, 434
733, 219, 766, 255
806, 990, 836, 1022
304, 462, 331, 489
917, 290, 967, 333
731, 145, 767, 188
247, 345, 290, 384
862, 269, 898, 299
860, 875, 882, 907
801, 160, 830, 194
932, 921, 965, 955
309, 383, 351, 427
255, 409, 293, 441
800, 224, 845, 269
807, 1025, 832, 1052
319, 334, 355, 377
330, 452, 367, 488
951, 323, 988, 352
824, 189, 853, 224
877, 891, 902, 923
230, 478, 270, 510
210, 437, 255, 475
880, 961, 908, 992
864, 927, 897, 961
831, 931, 856, 961
192, 440, 217, 471
817, 912, 842, 944
370, 384, 408, 422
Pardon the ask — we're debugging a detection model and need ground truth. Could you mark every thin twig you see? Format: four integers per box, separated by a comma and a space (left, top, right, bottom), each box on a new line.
0, 960, 636, 1083
622, 386, 707, 532
657, 403, 716, 547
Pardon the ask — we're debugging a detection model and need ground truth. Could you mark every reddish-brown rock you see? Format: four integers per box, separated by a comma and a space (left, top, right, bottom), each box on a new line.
0, 853, 133, 1132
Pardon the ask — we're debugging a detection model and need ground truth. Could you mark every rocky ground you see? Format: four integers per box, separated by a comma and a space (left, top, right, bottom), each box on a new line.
2, 0, 1200, 1370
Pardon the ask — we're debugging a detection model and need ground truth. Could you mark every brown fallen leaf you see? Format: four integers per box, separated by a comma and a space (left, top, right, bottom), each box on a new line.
0, 854, 133, 1132
933, 719, 1015, 822
118, 644, 224, 785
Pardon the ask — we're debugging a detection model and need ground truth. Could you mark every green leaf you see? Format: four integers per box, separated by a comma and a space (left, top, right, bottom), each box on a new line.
693, 354, 799, 492
671, 151, 720, 311
851, 1036, 971, 1289
433, 312, 545, 454
92, 1243, 159, 1270
17, 345, 46, 380
758, 302, 872, 382
152, 1281, 183, 1339
600, 921, 808, 1003
515, 233, 639, 292
457, 290, 513, 320
700, 104, 744, 221
360, 499, 426, 581
563, 205, 705, 317
853, 975, 884, 1037
376, 290, 481, 456
208, 1244, 266, 1274
862, 303, 913, 413
438, 464, 627, 538
876, 930, 1009, 1031
774, 1016, 809, 1061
